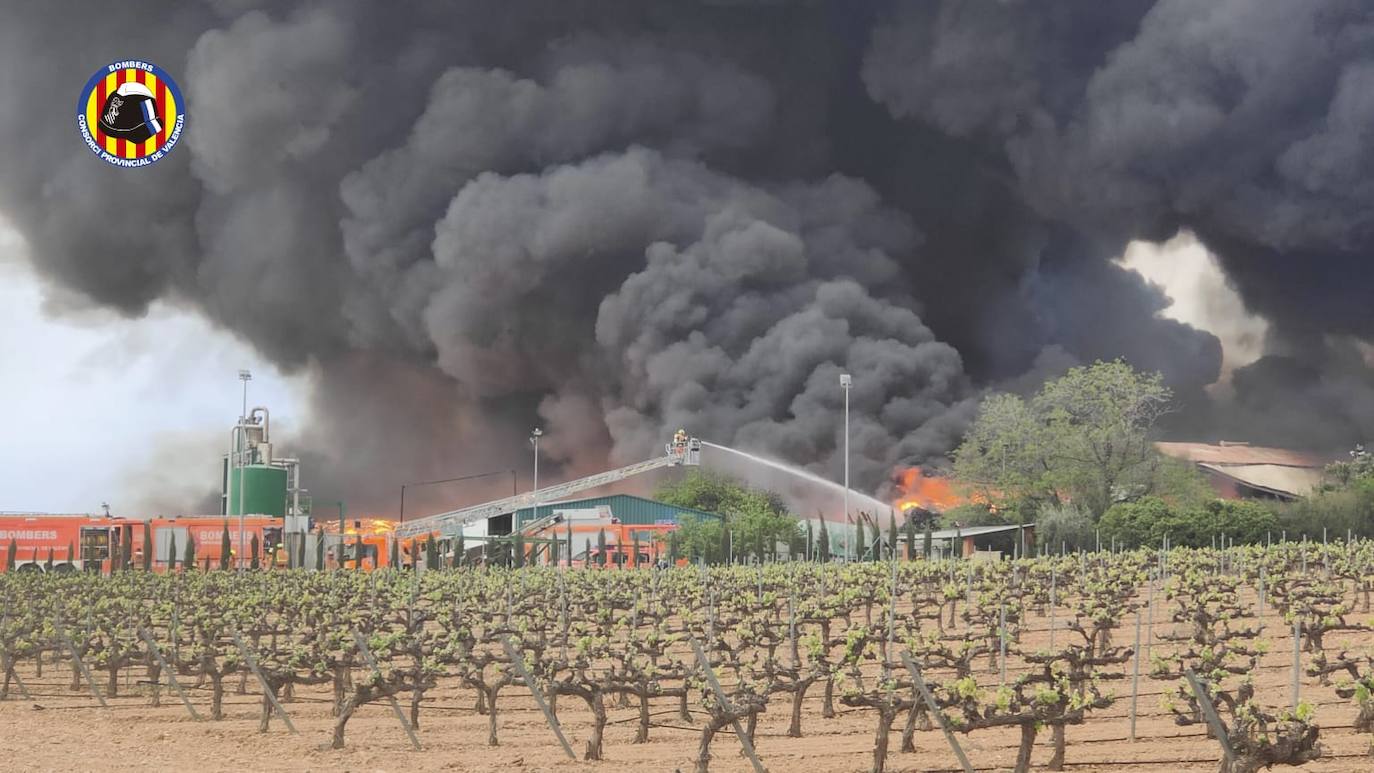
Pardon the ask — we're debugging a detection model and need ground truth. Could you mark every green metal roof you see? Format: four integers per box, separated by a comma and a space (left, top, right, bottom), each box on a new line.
514, 494, 723, 528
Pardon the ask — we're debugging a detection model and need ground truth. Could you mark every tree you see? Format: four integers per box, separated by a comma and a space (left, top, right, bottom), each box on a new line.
5, 538, 15, 571
597, 529, 608, 567
954, 360, 1197, 518
43, 547, 53, 571
167, 533, 177, 571
817, 519, 831, 563
142, 521, 153, 571
250, 533, 261, 570
220, 523, 232, 570
65, 542, 74, 569
454, 531, 465, 568
805, 520, 815, 561
183, 534, 196, 570
854, 517, 866, 562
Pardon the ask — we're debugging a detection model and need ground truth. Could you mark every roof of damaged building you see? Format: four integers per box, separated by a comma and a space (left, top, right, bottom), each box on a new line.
1155, 441, 1331, 498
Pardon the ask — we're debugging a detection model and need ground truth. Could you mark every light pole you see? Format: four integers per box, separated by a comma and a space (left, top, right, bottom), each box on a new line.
237, 369, 252, 571
530, 428, 542, 494
840, 373, 851, 562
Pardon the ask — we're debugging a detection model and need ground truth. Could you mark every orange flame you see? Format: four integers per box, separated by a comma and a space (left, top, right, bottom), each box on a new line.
892, 468, 965, 513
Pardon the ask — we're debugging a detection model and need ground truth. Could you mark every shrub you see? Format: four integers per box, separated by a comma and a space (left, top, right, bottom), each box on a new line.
1035, 502, 1095, 552
1101, 497, 1280, 548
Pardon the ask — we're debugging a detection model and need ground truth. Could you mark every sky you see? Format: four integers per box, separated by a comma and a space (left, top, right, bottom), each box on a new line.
0, 215, 1258, 515
0, 219, 306, 515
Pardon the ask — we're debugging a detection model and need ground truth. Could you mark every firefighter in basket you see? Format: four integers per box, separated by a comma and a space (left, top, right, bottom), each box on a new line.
672, 428, 689, 454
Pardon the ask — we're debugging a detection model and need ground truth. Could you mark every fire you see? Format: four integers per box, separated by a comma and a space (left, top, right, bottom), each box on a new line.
892, 468, 965, 513
325, 518, 397, 537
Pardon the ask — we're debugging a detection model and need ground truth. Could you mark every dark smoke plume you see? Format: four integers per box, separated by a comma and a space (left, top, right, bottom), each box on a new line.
0, 1, 1370, 514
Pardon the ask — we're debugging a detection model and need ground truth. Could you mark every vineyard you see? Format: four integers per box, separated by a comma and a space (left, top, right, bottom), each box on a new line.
4, 544, 1374, 772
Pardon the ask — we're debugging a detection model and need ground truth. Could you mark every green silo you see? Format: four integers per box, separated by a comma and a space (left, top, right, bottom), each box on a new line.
226, 464, 288, 517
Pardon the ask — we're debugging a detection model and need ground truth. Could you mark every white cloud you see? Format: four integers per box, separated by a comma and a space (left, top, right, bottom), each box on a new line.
0, 221, 307, 515
1118, 231, 1269, 386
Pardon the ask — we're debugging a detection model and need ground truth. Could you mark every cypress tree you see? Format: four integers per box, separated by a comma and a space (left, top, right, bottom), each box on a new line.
565, 521, 573, 565
870, 518, 881, 561
142, 521, 153, 571
855, 518, 867, 562
426, 537, 439, 570
584, 538, 592, 567
632, 532, 642, 569
668, 531, 679, 565
5, 538, 15, 571
454, 532, 465, 568
44, 547, 54, 571
719, 523, 730, 566
250, 533, 261, 570
167, 534, 177, 572
888, 516, 899, 562
805, 520, 815, 562
296, 535, 306, 568
597, 529, 607, 567
905, 512, 916, 561
183, 534, 196, 570
353, 533, 364, 570
65, 541, 75, 568
314, 531, 324, 570
220, 523, 232, 571
818, 521, 831, 563
121, 535, 133, 571
389, 538, 400, 569
512, 534, 525, 569
550, 535, 560, 568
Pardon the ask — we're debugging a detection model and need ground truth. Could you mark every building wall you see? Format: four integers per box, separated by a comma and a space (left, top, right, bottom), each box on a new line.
515, 494, 721, 528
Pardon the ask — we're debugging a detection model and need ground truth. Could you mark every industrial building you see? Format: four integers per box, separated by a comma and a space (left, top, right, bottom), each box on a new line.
514, 494, 723, 530
1155, 441, 1329, 500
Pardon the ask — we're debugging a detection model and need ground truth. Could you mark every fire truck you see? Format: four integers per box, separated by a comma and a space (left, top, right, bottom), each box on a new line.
0, 514, 292, 573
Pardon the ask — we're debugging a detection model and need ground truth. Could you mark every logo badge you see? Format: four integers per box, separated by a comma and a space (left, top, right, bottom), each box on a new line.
77, 60, 185, 168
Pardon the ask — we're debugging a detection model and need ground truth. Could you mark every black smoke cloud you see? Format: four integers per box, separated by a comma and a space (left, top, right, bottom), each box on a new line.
0, 1, 1369, 514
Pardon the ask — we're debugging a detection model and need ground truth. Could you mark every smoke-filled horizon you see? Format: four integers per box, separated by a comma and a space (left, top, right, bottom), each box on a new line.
1, 1, 1371, 515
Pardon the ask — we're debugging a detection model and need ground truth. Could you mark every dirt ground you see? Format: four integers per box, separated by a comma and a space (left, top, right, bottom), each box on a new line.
3, 585, 1373, 772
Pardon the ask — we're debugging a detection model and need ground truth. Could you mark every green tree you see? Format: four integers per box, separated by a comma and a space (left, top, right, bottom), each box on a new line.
511, 534, 524, 569
597, 528, 608, 567
854, 517, 866, 562
166, 534, 177, 571
182, 534, 195, 570
44, 547, 53, 571
250, 533, 260, 570
674, 516, 723, 564
954, 360, 1200, 518
65, 541, 75, 569
817, 519, 831, 562
5, 538, 16, 571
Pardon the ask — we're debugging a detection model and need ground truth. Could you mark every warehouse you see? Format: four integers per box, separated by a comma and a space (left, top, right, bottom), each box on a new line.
513, 494, 723, 529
